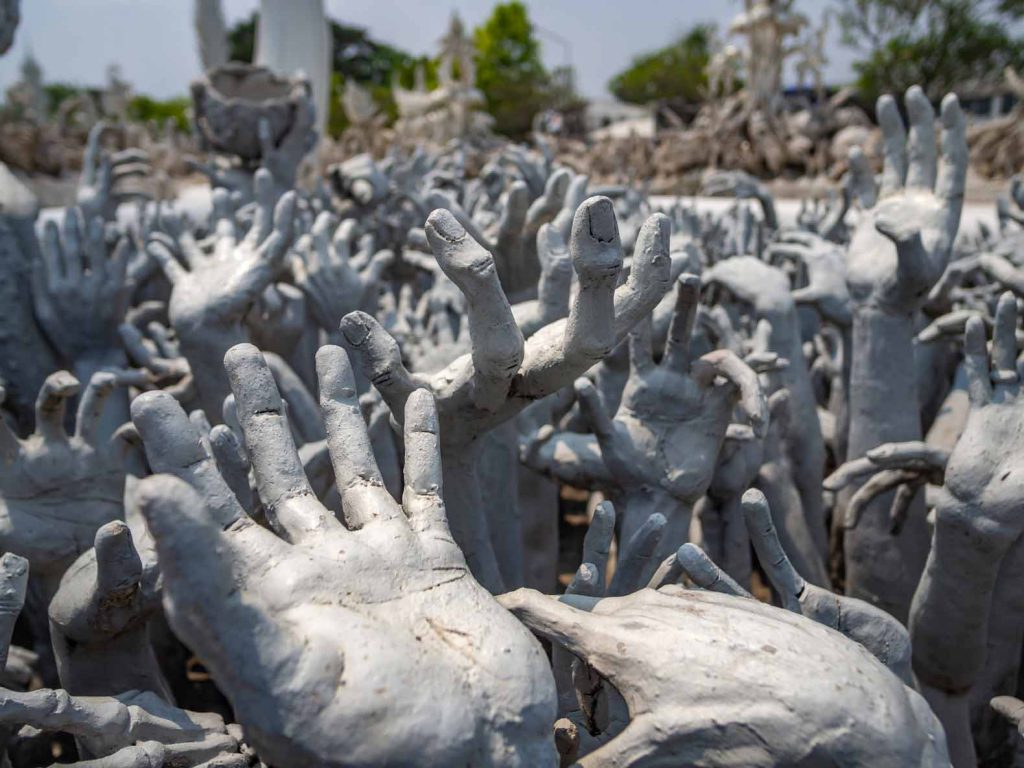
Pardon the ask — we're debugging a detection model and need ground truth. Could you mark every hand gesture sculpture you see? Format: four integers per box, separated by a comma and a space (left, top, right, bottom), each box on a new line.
342, 197, 671, 591
500, 583, 947, 767
146, 173, 295, 419
699, 256, 830, 565
0, 552, 246, 765
32, 209, 131, 371
842, 87, 967, 621
556, 274, 765, 550
292, 212, 392, 334
0, 372, 124, 590
130, 344, 556, 768
48, 520, 167, 700
76, 122, 151, 222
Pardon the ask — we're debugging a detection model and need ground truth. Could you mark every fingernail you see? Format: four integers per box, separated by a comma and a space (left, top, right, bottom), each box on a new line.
586, 198, 617, 241
428, 209, 465, 242
340, 313, 370, 346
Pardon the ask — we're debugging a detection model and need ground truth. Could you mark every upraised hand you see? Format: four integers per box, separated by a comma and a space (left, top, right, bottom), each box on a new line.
130, 344, 557, 767
145, 172, 295, 419
846, 87, 967, 314
0, 372, 124, 588
341, 197, 672, 590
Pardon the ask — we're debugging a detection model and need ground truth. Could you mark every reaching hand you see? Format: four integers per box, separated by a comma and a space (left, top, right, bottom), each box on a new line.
0, 372, 124, 584
32, 208, 132, 367
130, 344, 556, 767
500, 582, 945, 767
145, 173, 295, 417
846, 88, 967, 314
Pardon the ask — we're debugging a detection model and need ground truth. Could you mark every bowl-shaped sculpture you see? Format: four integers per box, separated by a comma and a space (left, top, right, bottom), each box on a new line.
191, 62, 309, 162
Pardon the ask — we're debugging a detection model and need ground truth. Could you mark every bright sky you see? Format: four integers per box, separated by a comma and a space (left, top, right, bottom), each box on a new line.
0, 0, 858, 100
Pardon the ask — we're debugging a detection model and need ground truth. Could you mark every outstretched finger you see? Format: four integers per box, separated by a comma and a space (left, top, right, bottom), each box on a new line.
608, 512, 666, 596
233, 191, 297, 308
426, 209, 523, 412
145, 234, 186, 285
581, 500, 615, 587
991, 291, 1018, 384
846, 468, 922, 530
865, 441, 949, 474
676, 543, 751, 598
613, 212, 671, 339
964, 315, 993, 407
130, 390, 245, 527
224, 344, 334, 542
403, 388, 454, 539
741, 489, 804, 612
209, 424, 253, 514
497, 588, 617, 679
0, 553, 28, 668
573, 378, 615, 440
904, 86, 937, 191
242, 168, 278, 250
34, 371, 79, 443
316, 345, 397, 529
74, 371, 119, 446
935, 94, 968, 245
627, 314, 655, 377
876, 94, 907, 197
340, 311, 420, 422
564, 197, 622, 365
661, 273, 701, 374
92, 520, 143, 599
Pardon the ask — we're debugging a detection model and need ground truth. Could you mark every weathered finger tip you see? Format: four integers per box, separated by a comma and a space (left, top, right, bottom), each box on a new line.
964, 315, 988, 348
425, 208, 466, 243
340, 311, 375, 346
578, 196, 618, 243
573, 377, 595, 396
45, 370, 81, 396
741, 487, 769, 512
223, 342, 263, 376
0, 553, 28, 580
404, 388, 438, 434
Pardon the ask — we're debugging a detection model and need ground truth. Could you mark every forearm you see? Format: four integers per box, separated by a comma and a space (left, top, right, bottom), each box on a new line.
440, 444, 506, 594
756, 192, 778, 231
176, 327, 249, 424
910, 514, 1010, 693
848, 306, 922, 454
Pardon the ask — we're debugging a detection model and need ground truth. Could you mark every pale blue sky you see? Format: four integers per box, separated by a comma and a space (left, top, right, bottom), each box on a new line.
0, 0, 857, 100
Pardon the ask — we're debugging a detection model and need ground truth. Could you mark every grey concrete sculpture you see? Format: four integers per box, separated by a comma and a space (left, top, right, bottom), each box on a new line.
130, 344, 557, 767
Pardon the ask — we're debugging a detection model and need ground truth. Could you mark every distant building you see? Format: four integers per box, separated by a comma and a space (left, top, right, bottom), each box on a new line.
956, 78, 1018, 121
584, 99, 654, 139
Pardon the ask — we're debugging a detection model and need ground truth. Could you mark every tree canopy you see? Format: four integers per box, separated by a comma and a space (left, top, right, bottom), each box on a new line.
473, 1, 552, 138
837, 0, 1024, 103
608, 25, 714, 107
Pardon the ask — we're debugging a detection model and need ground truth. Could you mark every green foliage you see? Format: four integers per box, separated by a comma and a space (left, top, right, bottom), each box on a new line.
42, 83, 83, 115
225, 12, 438, 137
608, 25, 714, 106
127, 95, 190, 132
226, 12, 257, 63
473, 1, 552, 138
838, 0, 1024, 103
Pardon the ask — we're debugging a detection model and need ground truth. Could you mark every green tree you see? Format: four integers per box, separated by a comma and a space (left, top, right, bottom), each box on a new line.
608, 25, 714, 106
473, 1, 552, 138
127, 95, 191, 132
837, 0, 1024, 103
